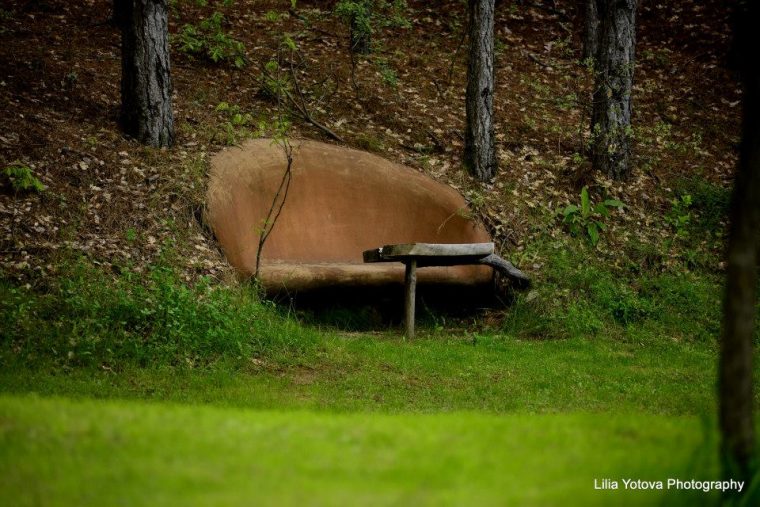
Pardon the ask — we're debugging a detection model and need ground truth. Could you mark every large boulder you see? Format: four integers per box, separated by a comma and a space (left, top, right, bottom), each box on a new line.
206, 139, 493, 293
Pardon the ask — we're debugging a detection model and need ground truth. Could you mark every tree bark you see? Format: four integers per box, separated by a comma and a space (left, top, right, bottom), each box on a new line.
582, 0, 599, 62
719, 0, 759, 487
118, 0, 174, 147
590, 0, 635, 180
464, 0, 497, 181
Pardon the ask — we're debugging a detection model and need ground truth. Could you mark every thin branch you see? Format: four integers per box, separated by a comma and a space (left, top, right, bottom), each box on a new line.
287, 63, 346, 142
434, 14, 468, 99
255, 53, 296, 280
348, 42, 361, 100
260, 62, 345, 143
254, 122, 294, 279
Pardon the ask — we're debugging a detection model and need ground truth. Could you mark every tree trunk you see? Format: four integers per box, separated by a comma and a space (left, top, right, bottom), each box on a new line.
464, 0, 497, 181
118, 0, 174, 147
590, 0, 635, 180
349, 1, 371, 54
582, 0, 599, 62
719, 1, 759, 488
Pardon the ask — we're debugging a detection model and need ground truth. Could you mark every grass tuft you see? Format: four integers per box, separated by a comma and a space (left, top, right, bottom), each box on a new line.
0, 259, 318, 369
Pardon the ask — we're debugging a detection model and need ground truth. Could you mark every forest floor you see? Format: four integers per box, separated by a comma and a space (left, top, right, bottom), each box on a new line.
0, 0, 740, 281
1, 0, 758, 505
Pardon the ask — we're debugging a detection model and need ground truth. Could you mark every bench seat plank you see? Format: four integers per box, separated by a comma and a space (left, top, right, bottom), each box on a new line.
363, 242, 494, 263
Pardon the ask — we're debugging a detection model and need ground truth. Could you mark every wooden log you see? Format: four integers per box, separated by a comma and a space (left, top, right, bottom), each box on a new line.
363, 243, 530, 288
478, 253, 530, 288
362, 248, 386, 263
404, 259, 417, 338
363, 242, 494, 262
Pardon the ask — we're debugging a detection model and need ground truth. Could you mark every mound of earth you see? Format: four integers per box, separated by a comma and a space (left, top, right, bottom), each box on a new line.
207, 139, 493, 293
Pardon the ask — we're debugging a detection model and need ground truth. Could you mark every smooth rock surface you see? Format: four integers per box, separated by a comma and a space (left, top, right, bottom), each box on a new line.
207, 139, 493, 292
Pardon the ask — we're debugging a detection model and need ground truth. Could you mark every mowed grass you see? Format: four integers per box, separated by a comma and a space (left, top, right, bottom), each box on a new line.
0, 394, 722, 507
1, 242, 757, 506
0, 333, 721, 415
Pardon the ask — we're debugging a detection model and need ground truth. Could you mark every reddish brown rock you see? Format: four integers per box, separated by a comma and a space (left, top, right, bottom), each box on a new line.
207, 139, 493, 293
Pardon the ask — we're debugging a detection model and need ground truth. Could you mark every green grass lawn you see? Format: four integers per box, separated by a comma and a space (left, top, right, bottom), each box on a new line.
0, 334, 720, 414
2, 245, 758, 506
0, 394, 723, 507
1, 330, 750, 506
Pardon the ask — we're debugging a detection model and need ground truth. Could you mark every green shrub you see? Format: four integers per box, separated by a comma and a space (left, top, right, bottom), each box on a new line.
376, 0, 411, 29
258, 59, 292, 101
374, 56, 398, 88
500, 243, 721, 340
213, 101, 256, 144
335, 0, 410, 52
559, 187, 624, 246
665, 193, 693, 238
675, 177, 730, 235
0, 260, 317, 368
2, 163, 45, 193
335, 0, 372, 37
177, 11, 246, 68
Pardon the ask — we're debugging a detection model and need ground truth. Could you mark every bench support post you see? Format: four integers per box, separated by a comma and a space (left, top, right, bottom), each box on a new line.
404, 259, 417, 338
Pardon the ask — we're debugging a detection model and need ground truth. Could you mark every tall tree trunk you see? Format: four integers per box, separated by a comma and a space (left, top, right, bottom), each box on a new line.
719, 0, 759, 488
590, 0, 635, 180
582, 0, 599, 62
118, 0, 174, 147
349, 1, 371, 54
464, 0, 497, 181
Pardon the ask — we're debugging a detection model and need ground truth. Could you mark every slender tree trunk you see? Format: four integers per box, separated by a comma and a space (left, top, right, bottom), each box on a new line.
464, 0, 497, 181
582, 0, 599, 62
719, 1, 759, 488
349, 1, 371, 54
118, 0, 174, 147
590, 0, 635, 180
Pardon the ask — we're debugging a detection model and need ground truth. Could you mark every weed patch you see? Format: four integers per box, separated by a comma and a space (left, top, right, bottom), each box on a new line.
0, 259, 317, 369
2, 163, 45, 193
176, 11, 246, 68
502, 242, 722, 341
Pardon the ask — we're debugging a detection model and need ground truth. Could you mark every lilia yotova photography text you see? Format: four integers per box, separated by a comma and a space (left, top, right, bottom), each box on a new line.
594, 478, 746, 494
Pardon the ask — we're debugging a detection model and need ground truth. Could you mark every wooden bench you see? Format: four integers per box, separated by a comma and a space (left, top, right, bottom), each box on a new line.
363, 243, 529, 337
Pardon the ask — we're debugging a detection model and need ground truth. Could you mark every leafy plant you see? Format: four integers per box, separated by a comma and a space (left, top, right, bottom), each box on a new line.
213, 101, 256, 145
335, 0, 372, 53
2, 163, 45, 193
374, 56, 398, 88
560, 187, 624, 246
216, 101, 253, 126
335, 0, 410, 52
259, 59, 293, 101
177, 11, 246, 68
0, 258, 317, 368
375, 0, 411, 29
264, 10, 286, 22
665, 193, 693, 238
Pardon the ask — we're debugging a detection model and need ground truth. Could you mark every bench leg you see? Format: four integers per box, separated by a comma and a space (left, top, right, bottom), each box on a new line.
404, 259, 417, 338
